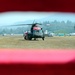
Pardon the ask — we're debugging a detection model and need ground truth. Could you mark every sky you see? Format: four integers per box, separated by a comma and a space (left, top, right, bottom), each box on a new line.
0, 11, 75, 26
0, 12, 50, 26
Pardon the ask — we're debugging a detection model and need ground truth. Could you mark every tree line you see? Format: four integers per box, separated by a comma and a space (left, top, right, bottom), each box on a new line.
0, 20, 75, 34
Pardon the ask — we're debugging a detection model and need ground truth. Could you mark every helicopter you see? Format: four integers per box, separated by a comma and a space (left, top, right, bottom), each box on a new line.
0, 22, 45, 40
23, 23, 45, 40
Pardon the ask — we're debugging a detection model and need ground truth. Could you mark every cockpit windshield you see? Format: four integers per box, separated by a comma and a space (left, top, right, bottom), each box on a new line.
33, 27, 41, 30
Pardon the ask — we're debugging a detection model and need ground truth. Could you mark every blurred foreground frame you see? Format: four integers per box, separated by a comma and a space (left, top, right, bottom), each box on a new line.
0, 0, 75, 12
0, 0, 75, 75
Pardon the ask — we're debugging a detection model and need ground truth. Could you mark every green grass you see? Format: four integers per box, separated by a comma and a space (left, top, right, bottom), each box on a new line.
0, 35, 75, 49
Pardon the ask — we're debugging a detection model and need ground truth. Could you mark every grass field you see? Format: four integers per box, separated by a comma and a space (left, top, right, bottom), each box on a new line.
0, 35, 75, 49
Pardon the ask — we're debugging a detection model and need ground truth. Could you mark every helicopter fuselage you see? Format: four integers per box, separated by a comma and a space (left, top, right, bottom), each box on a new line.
23, 26, 45, 40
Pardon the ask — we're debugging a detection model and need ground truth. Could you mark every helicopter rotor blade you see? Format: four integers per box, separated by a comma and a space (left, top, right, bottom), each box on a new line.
10, 24, 32, 26
0, 23, 42, 27
0, 24, 33, 27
